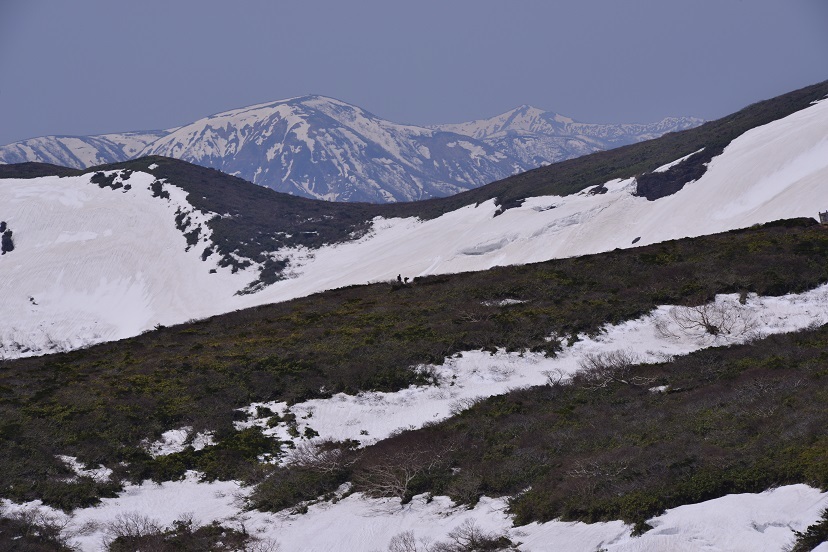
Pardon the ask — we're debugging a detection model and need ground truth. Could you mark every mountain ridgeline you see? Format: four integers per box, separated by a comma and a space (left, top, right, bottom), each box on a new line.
0, 96, 700, 203
12, 79, 827, 256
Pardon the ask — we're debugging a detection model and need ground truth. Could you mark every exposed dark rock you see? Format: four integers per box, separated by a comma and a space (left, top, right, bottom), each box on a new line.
1, 229, 14, 254
91, 171, 120, 189
635, 145, 725, 200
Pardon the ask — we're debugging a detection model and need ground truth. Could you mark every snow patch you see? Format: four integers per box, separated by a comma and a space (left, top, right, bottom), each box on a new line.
57, 456, 112, 483
482, 298, 527, 306
145, 427, 216, 457
237, 284, 828, 454
4, 484, 825, 552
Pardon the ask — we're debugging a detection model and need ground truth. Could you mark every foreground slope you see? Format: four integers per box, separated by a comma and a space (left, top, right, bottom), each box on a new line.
1, 81, 827, 357
2, 219, 828, 551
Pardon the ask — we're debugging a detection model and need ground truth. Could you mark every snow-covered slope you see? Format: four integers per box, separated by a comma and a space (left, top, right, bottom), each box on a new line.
433, 105, 703, 167
0, 131, 169, 169
8, 476, 827, 551
0, 169, 251, 357
138, 95, 521, 202
1, 95, 826, 358
0, 98, 699, 203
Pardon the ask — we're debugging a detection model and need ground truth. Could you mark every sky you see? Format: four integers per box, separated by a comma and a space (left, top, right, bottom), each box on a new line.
0, 0, 826, 145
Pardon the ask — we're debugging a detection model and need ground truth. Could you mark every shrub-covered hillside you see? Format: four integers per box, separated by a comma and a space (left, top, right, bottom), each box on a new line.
343, 323, 828, 529
1, 218, 827, 512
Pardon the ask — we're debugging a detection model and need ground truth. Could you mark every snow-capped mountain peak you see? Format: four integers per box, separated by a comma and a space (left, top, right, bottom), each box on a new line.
430, 105, 702, 169
433, 104, 700, 141
433, 104, 575, 139
137, 95, 521, 202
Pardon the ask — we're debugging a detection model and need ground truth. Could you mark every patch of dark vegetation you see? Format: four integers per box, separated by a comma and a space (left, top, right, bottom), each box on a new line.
386, 521, 519, 552
1, 220, 828, 509
88, 169, 135, 193
174, 208, 188, 230
493, 197, 525, 217
0, 509, 76, 551
1, 225, 14, 254
0, 162, 81, 179
150, 179, 170, 200
104, 513, 277, 552
217, 254, 252, 274
184, 228, 200, 249
237, 257, 290, 295
787, 509, 828, 552
251, 462, 351, 513
173, 207, 203, 251
91, 171, 121, 190
129, 427, 279, 484
345, 324, 828, 528
635, 145, 725, 200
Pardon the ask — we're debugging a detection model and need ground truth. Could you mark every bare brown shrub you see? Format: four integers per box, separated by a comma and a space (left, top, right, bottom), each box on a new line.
576, 350, 655, 389
655, 299, 758, 342
385, 520, 518, 552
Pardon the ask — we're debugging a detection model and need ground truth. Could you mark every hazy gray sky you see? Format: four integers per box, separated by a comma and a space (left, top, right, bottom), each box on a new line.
0, 0, 826, 145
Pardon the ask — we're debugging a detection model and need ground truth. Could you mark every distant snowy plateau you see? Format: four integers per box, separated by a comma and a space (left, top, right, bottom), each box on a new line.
1, 96, 827, 359
0, 96, 701, 202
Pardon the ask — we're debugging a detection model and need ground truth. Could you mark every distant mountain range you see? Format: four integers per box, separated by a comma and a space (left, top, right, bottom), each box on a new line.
0, 97, 701, 202
431, 105, 699, 169
0, 131, 168, 170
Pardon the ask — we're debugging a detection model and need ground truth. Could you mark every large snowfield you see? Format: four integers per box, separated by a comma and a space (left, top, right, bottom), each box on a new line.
1, 98, 827, 358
